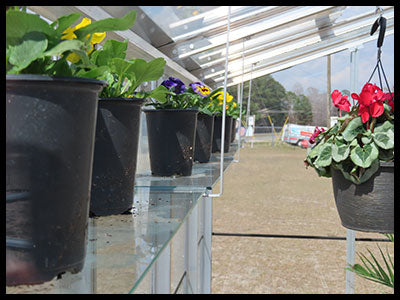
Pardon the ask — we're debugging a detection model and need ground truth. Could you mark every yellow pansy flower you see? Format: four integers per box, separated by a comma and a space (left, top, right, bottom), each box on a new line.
213, 91, 233, 104
61, 17, 106, 63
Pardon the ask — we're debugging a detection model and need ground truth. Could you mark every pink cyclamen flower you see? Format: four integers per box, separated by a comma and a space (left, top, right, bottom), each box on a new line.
309, 126, 325, 144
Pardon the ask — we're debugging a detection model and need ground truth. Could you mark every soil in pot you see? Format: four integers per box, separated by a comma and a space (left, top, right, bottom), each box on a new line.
6, 75, 105, 285
144, 109, 198, 176
194, 113, 215, 163
212, 115, 233, 153
90, 98, 145, 217
331, 161, 394, 233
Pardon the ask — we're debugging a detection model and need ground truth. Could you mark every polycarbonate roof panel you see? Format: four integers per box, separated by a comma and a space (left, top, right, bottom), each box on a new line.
138, 5, 393, 88
27, 6, 394, 89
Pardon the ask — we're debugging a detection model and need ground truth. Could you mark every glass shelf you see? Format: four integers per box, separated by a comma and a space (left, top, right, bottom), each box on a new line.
90, 188, 204, 293
135, 143, 238, 191
6, 143, 238, 294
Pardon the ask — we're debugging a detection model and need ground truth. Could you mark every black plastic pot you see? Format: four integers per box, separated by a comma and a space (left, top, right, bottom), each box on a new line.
212, 115, 233, 153
6, 74, 105, 285
231, 118, 237, 143
194, 113, 215, 163
144, 109, 198, 176
90, 98, 145, 216
331, 161, 394, 233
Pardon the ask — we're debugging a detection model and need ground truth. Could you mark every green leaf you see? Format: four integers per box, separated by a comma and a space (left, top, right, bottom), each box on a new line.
74, 10, 136, 40
42, 39, 85, 57
350, 143, 379, 168
91, 39, 128, 66
342, 117, 365, 142
332, 139, 350, 163
358, 159, 380, 184
78, 65, 110, 79
361, 136, 372, 145
313, 140, 332, 168
373, 120, 394, 134
146, 85, 169, 103
8, 31, 48, 72
379, 148, 394, 162
372, 131, 394, 150
128, 58, 166, 92
6, 10, 55, 47
51, 12, 82, 37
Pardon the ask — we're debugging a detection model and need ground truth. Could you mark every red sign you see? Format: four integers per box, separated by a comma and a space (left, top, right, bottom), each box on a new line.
300, 131, 313, 137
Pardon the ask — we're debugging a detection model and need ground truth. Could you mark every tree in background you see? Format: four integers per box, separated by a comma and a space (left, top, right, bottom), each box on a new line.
286, 91, 313, 125
227, 74, 313, 128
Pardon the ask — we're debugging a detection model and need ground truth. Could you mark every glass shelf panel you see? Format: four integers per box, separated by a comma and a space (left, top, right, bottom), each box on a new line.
135, 143, 238, 190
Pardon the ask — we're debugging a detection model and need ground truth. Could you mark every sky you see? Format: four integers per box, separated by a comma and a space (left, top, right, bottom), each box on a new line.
271, 6, 394, 95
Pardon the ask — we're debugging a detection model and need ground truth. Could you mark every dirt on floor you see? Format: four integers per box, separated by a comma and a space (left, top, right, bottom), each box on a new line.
211, 141, 394, 294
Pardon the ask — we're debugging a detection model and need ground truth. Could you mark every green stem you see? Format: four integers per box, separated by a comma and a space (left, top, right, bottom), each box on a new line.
370, 117, 376, 133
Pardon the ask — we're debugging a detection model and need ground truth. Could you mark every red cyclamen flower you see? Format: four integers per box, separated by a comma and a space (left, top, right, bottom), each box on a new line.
351, 83, 386, 123
331, 90, 351, 113
309, 126, 325, 144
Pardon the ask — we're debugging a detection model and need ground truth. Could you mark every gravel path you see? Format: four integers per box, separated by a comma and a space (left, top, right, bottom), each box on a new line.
211, 142, 394, 294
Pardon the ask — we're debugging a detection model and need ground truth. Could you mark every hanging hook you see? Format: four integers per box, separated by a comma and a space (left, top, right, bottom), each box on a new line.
370, 7, 386, 57
375, 6, 383, 17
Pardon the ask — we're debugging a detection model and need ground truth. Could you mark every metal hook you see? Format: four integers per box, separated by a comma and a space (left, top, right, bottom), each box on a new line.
375, 6, 383, 17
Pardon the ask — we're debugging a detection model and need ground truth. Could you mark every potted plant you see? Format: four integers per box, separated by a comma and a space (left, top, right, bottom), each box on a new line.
188, 83, 223, 163
304, 82, 394, 233
80, 38, 168, 216
226, 100, 246, 143
6, 7, 137, 285
209, 90, 235, 153
347, 233, 394, 289
143, 77, 199, 176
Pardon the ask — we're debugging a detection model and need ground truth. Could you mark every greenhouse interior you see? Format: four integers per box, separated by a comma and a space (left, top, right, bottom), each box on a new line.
6, 6, 394, 294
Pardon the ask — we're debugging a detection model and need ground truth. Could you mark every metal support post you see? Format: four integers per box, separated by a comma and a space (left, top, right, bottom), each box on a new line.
234, 38, 246, 162
345, 229, 356, 294
345, 46, 360, 294
209, 5, 231, 198
151, 244, 171, 294
184, 203, 199, 293
199, 192, 212, 293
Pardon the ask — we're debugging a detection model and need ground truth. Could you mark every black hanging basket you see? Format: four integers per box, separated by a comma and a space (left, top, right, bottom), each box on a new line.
331, 13, 394, 234
331, 162, 394, 233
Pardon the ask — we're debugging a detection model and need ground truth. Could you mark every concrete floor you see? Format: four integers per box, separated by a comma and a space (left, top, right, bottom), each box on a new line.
211, 142, 394, 294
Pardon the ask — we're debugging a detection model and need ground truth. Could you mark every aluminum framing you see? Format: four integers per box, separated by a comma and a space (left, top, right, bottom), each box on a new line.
28, 6, 394, 89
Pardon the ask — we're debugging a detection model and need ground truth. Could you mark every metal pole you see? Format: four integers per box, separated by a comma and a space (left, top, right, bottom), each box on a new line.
245, 63, 254, 129
345, 46, 359, 294
234, 38, 245, 163
326, 54, 331, 127
208, 6, 231, 198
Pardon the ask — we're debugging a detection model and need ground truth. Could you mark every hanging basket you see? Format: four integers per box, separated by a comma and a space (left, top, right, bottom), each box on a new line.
331, 162, 394, 233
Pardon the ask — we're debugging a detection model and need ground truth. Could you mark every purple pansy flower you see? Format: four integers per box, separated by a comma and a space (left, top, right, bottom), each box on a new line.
189, 82, 211, 97
161, 77, 186, 94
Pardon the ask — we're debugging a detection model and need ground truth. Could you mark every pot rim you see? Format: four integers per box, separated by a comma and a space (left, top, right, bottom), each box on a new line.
99, 97, 146, 105
142, 108, 199, 113
6, 74, 107, 86
380, 161, 394, 167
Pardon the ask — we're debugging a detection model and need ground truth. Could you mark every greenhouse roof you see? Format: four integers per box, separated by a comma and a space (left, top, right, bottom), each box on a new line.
29, 6, 394, 88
